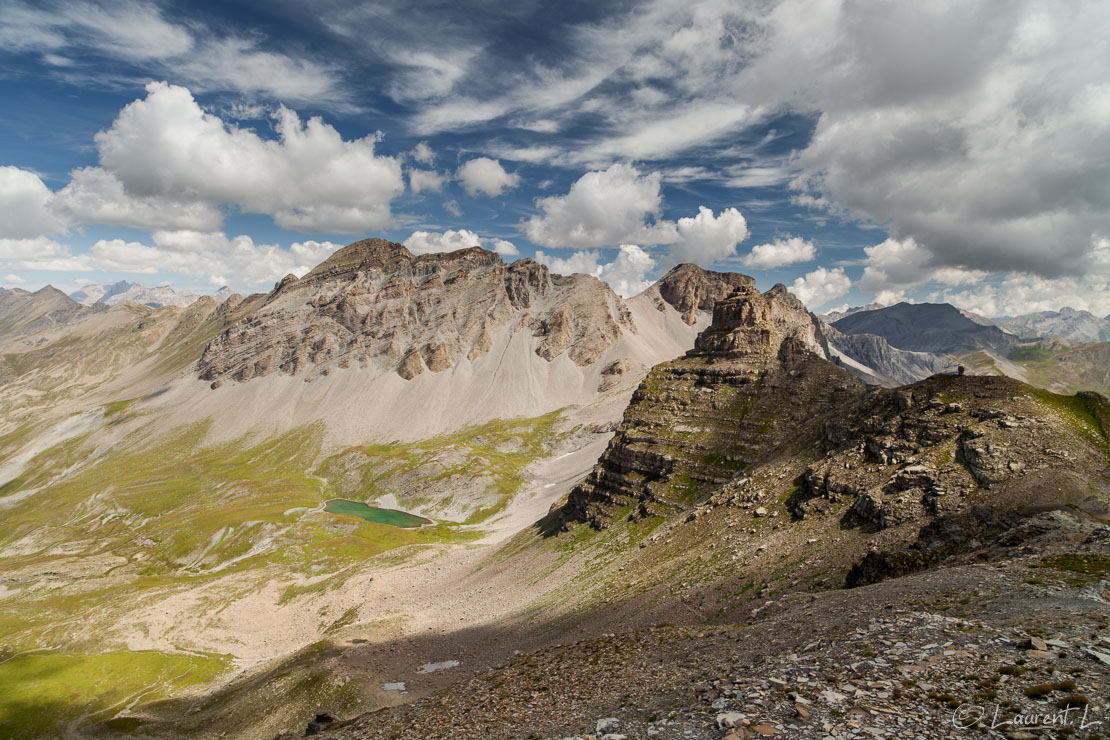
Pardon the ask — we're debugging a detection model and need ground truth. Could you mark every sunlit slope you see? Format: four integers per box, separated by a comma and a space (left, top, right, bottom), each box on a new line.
0, 405, 562, 737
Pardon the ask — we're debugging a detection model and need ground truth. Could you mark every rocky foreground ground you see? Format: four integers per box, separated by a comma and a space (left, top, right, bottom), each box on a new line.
309, 525, 1109, 740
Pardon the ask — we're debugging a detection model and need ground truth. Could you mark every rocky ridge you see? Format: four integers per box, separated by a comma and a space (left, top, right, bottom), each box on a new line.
313, 276, 1110, 740
996, 307, 1110, 343
198, 239, 636, 384
833, 302, 1020, 355
0, 285, 85, 341
822, 322, 952, 386
564, 282, 859, 528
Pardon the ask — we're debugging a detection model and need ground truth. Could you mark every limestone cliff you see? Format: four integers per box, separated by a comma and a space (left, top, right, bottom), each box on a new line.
563, 283, 860, 528
198, 239, 634, 384
562, 281, 1110, 548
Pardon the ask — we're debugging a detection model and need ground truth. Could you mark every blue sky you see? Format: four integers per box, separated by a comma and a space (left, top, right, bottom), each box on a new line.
0, 0, 1108, 317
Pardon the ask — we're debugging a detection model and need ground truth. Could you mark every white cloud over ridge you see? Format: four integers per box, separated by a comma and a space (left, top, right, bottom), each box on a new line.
935, 239, 1110, 318
669, 206, 748, 268
741, 237, 815, 269
790, 266, 851, 310
403, 230, 519, 257
524, 165, 749, 269
535, 244, 656, 298
0, 230, 344, 291
857, 237, 988, 305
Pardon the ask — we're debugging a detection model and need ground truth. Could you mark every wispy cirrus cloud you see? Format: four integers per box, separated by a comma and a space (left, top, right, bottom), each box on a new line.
0, 0, 347, 107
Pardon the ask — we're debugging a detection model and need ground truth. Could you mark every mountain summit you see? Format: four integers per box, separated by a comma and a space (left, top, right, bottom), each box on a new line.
832, 301, 1019, 354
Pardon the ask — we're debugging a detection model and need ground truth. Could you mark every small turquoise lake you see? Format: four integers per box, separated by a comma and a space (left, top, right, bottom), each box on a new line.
323, 499, 432, 528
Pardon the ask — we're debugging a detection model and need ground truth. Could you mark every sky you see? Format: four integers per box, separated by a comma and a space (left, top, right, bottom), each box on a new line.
0, 0, 1108, 317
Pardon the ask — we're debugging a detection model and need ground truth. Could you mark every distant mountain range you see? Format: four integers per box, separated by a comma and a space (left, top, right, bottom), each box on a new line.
69, 280, 232, 308
826, 302, 1110, 344
0, 285, 84, 340
993, 307, 1110, 342
830, 301, 1020, 355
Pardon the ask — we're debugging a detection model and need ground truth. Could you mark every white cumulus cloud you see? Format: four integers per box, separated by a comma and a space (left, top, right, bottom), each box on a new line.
0, 166, 67, 238
523, 164, 676, 249
935, 239, 1110, 318
403, 229, 519, 257
456, 157, 519, 197
789, 266, 851, 309
741, 236, 815, 269
668, 206, 748, 267
0, 230, 344, 291
82, 81, 404, 233
488, 238, 519, 257
53, 167, 223, 232
408, 169, 447, 194
858, 237, 988, 301
535, 243, 656, 298
525, 165, 748, 269
403, 229, 481, 255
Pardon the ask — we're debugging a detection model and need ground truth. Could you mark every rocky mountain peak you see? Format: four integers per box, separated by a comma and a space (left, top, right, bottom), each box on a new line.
300, 238, 414, 281
198, 239, 634, 385
655, 263, 755, 324
563, 281, 857, 528
691, 282, 827, 361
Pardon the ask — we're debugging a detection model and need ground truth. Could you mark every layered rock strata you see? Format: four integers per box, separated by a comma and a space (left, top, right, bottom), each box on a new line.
563, 283, 860, 528
198, 239, 634, 383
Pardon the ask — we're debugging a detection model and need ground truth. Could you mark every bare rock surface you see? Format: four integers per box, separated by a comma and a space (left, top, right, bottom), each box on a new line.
198, 239, 633, 383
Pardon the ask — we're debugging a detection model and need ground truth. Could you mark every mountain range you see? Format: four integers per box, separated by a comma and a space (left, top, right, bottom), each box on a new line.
69, 280, 232, 309
993, 306, 1110, 343
0, 239, 1107, 739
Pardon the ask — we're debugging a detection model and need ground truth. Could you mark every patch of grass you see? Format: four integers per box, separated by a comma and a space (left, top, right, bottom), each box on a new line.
317, 412, 563, 524
0, 650, 231, 737
103, 396, 141, 417
1009, 344, 1055, 363
1032, 388, 1110, 452
1035, 553, 1110, 587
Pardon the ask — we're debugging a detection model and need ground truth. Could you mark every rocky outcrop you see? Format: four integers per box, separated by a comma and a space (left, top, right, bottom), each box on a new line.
198, 239, 635, 383
563, 283, 860, 528
564, 278, 1110, 549
822, 322, 951, 386
655, 263, 755, 324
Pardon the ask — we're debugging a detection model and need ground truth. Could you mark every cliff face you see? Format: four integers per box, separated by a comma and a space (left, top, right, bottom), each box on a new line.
563, 283, 860, 528
823, 322, 951, 386
198, 239, 633, 384
563, 279, 1110, 549
654, 263, 755, 324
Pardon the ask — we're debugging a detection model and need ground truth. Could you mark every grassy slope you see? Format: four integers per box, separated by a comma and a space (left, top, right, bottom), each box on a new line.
960, 341, 1110, 396
0, 409, 560, 736
0, 650, 231, 738
318, 411, 563, 524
